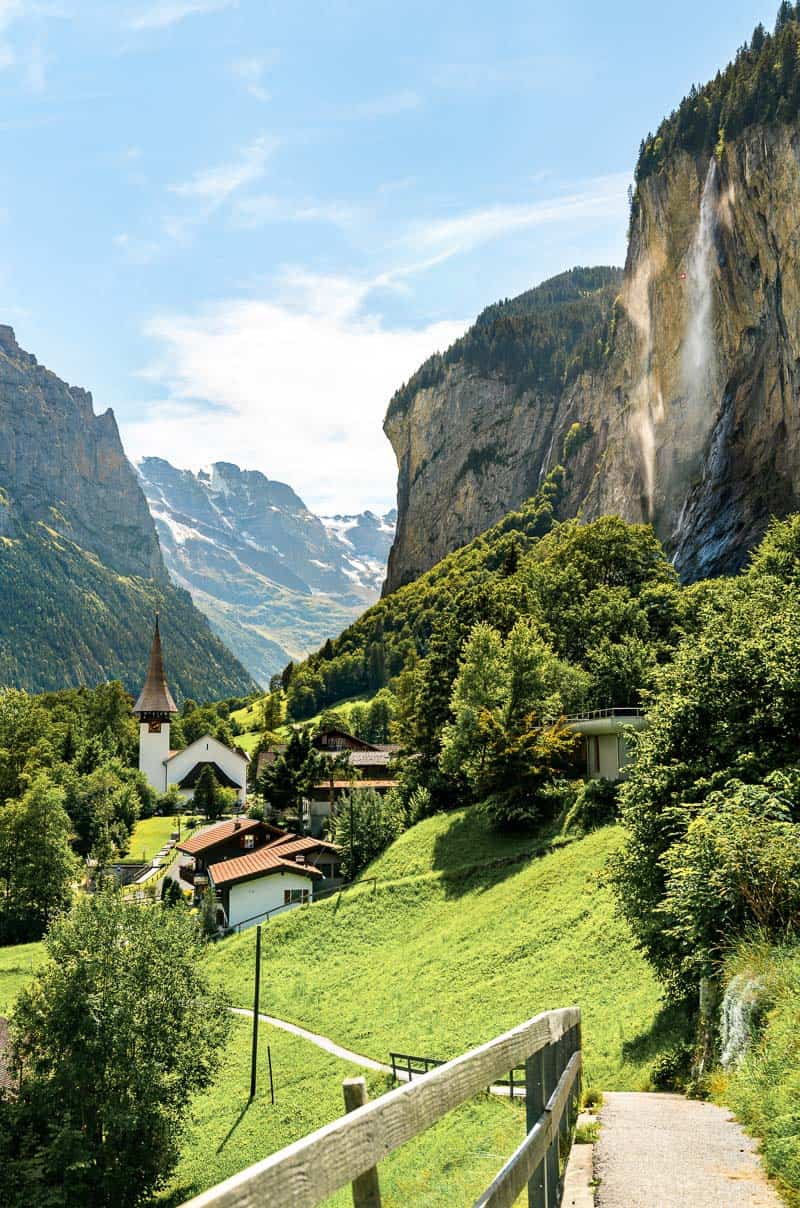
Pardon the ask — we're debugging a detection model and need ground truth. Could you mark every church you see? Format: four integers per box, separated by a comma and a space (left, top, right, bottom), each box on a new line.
133, 617, 250, 807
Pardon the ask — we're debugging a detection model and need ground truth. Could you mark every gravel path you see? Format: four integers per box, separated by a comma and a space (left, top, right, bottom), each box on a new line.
595, 1092, 782, 1207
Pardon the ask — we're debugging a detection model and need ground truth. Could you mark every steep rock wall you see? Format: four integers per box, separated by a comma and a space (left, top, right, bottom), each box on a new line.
385, 124, 800, 588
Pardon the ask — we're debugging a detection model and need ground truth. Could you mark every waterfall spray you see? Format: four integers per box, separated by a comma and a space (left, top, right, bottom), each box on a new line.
682, 160, 719, 408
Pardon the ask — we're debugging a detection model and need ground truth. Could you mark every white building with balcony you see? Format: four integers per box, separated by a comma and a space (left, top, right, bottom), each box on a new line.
566, 707, 647, 781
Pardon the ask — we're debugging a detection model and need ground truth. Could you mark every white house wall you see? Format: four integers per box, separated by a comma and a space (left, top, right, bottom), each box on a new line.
165, 734, 248, 806
226, 871, 314, 930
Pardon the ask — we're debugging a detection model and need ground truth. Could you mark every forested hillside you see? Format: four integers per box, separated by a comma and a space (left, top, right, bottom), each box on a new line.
386, 266, 622, 422
0, 525, 255, 700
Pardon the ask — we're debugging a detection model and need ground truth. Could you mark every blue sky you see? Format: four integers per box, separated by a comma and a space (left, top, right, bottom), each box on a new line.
0, 0, 777, 513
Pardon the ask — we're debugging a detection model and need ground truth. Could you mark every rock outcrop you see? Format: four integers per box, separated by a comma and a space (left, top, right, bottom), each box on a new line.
0, 325, 163, 580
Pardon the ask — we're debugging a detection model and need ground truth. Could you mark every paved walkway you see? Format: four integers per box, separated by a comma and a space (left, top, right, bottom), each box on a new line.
595, 1092, 782, 1207
230, 1008, 522, 1097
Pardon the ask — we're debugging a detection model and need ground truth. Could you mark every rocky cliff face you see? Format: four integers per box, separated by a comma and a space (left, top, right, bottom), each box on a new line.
0, 330, 255, 698
0, 326, 163, 580
385, 125, 800, 588
138, 457, 395, 684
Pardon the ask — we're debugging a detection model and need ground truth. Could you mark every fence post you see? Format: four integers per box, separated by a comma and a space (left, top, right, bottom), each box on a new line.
544, 1038, 559, 1206
525, 1046, 547, 1208
342, 1077, 382, 1208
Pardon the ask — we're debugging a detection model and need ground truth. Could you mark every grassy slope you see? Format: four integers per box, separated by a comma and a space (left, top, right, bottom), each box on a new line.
207, 817, 675, 1090
0, 941, 45, 1014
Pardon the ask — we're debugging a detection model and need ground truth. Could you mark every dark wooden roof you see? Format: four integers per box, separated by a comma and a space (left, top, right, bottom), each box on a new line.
178, 817, 286, 856
133, 615, 178, 716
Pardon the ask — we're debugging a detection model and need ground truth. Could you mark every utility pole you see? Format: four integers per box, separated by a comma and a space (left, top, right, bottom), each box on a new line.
249, 925, 262, 1100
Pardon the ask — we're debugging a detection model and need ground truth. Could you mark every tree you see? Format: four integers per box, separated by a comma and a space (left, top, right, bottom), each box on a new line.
658, 776, 800, 989
611, 532, 800, 994
0, 890, 230, 1207
193, 765, 224, 821
0, 775, 78, 943
258, 728, 322, 815
439, 619, 585, 824
334, 788, 406, 879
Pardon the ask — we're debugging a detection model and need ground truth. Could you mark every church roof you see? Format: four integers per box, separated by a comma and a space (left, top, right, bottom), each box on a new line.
133, 615, 178, 716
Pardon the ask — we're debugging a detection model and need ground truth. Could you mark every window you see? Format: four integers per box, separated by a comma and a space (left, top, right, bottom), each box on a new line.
284, 888, 309, 905
243, 834, 255, 850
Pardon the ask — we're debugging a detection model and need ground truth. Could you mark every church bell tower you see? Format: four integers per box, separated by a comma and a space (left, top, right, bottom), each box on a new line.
133, 614, 178, 793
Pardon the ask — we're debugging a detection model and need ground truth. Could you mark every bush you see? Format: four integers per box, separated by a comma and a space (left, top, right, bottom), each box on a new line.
650, 1044, 693, 1091
562, 779, 618, 833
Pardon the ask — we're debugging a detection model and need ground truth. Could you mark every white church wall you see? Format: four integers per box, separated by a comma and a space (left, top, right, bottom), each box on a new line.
165, 734, 248, 806
139, 722, 170, 793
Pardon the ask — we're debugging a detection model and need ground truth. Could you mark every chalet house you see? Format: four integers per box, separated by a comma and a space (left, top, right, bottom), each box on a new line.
178, 818, 342, 929
208, 846, 321, 932
177, 816, 286, 878
566, 708, 647, 781
134, 617, 249, 807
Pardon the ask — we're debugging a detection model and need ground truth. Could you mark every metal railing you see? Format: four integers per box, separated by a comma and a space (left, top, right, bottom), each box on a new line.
181, 1006, 581, 1208
567, 706, 645, 722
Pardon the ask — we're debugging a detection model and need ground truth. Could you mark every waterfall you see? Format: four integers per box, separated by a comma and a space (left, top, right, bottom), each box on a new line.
719, 973, 766, 1069
682, 159, 719, 409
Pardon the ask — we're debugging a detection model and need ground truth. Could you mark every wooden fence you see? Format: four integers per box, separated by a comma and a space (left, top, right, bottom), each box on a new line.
182, 1006, 581, 1208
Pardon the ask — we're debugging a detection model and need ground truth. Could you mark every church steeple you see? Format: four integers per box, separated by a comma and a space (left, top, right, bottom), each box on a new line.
133, 614, 178, 719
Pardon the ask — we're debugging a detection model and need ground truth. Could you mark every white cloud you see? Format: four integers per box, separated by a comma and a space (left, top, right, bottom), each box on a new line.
121, 278, 465, 514
169, 134, 276, 205
230, 54, 275, 102
233, 193, 362, 231
406, 174, 629, 262
129, 0, 236, 31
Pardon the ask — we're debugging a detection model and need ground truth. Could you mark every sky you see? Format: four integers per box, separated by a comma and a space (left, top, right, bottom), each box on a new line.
0, 0, 779, 514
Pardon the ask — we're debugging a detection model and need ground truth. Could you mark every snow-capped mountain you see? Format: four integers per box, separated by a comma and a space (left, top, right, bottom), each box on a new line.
137, 457, 394, 687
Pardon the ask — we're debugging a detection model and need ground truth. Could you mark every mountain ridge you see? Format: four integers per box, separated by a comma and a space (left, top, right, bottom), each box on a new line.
0, 329, 255, 700
137, 457, 394, 686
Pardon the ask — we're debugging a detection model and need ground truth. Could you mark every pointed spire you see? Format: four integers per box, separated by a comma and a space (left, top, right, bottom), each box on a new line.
133, 613, 178, 716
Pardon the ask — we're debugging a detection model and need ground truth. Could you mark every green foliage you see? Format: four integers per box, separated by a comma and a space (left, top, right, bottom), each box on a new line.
193, 765, 224, 821
0, 522, 255, 700
0, 775, 78, 943
257, 728, 322, 816
440, 618, 585, 826
562, 778, 618, 834
0, 890, 230, 1207
387, 267, 622, 421
333, 788, 406, 879
636, 7, 800, 181
660, 778, 800, 986
721, 940, 800, 1204
611, 523, 800, 996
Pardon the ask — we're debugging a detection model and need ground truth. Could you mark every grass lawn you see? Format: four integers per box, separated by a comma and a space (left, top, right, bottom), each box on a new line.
368, 807, 569, 881
0, 940, 45, 1014
164, 1016, 528, 1207
232, 729, 262, 756
127, 814, 182, 863
207, 818, 679, 1091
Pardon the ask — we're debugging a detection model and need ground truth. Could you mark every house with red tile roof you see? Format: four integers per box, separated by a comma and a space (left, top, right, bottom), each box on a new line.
207, 844, 322, 932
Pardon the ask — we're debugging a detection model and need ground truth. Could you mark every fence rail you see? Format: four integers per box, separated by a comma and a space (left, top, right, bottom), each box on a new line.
181, 1006, 581, 1208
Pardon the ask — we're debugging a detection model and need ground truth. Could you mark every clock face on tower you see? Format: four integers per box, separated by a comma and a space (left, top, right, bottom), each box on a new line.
148, 721, 162, 733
